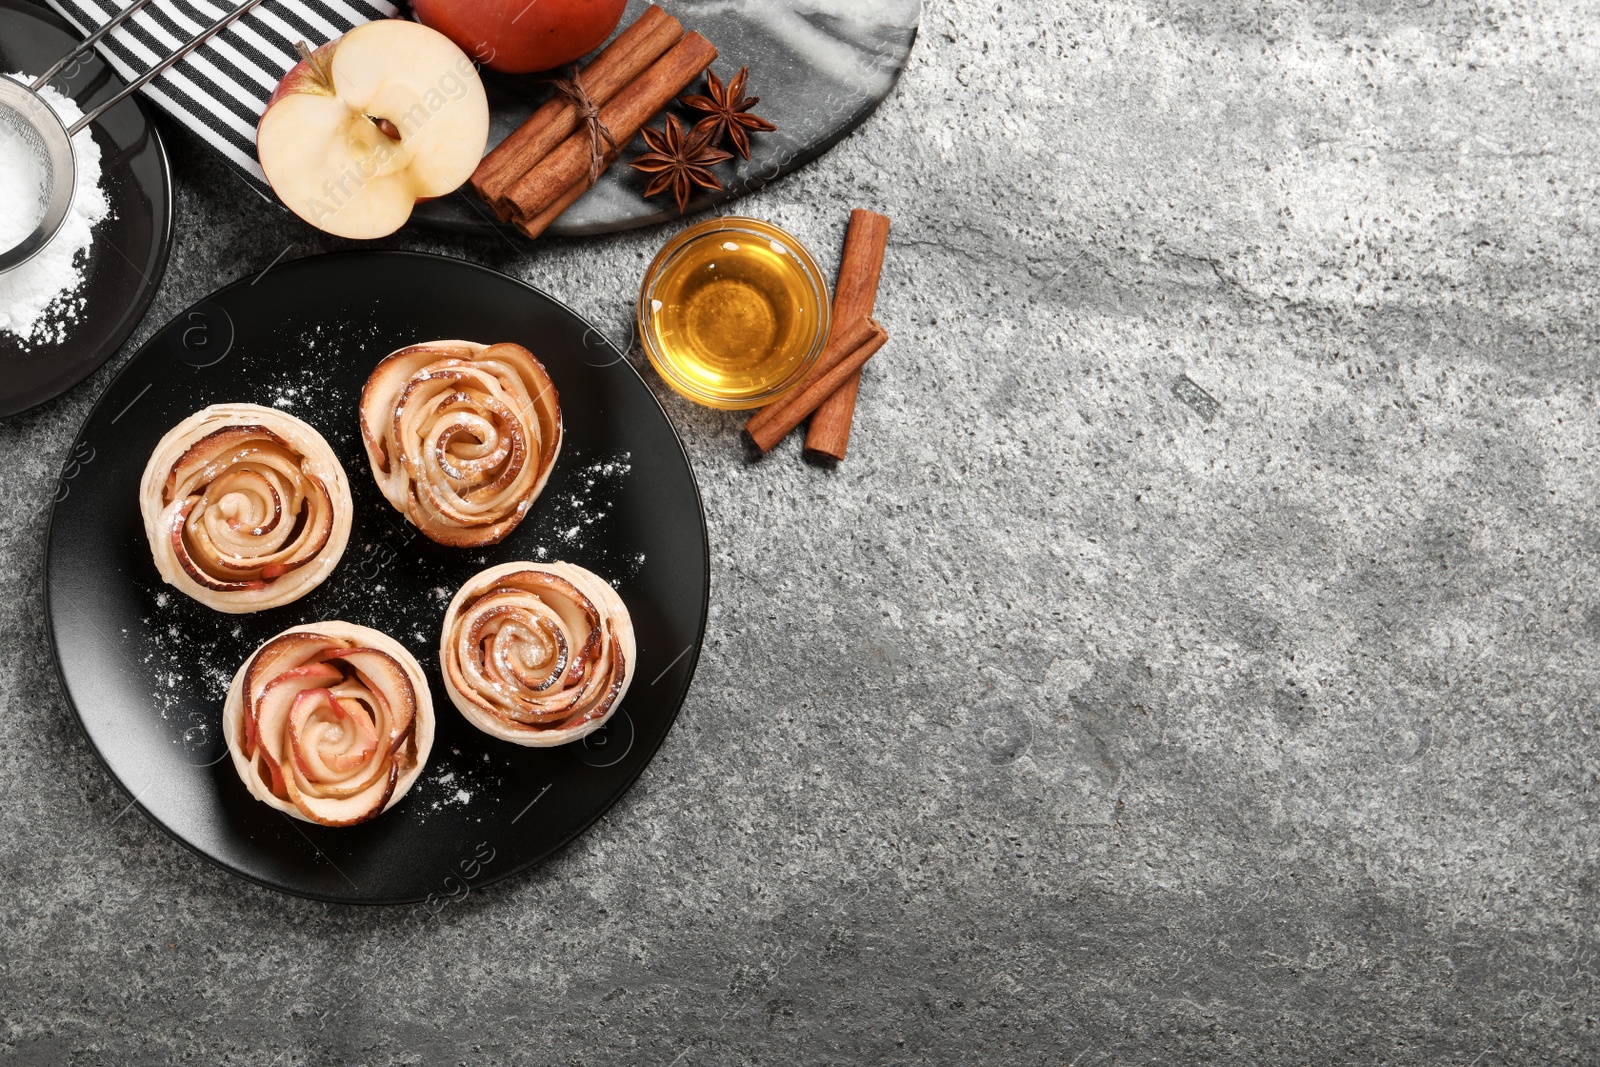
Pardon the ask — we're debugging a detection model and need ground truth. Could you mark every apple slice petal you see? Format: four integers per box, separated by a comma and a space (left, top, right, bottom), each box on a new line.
325, 648, 417, 744
259, 749, 288, 799
322, 697, 380, 775
287, 687, 336, 781
244, 632, 341, 705
256, 668, 338, 766
285, 757, 397, 827
288, 697, 391, 802
303, 755, 390, 800
290, 695, 385, 797
164, 425, 285, 503
359, 344, 474, 477
243, 637, 342, 757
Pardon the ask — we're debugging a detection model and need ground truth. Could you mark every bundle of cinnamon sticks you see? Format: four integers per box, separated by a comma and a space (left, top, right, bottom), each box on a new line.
470, 6, 717, 240
745, 209, 892, 463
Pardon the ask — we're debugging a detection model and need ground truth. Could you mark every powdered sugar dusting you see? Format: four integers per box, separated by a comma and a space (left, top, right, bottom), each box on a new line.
518, 454, 642, 577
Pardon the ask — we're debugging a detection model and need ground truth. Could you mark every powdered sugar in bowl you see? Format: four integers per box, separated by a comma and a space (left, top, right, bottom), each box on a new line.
0, 73, 74, 275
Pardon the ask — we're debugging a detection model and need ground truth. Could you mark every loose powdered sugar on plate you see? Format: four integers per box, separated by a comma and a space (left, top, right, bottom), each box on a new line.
0, 74, 110, 345
0, 120, 44, 245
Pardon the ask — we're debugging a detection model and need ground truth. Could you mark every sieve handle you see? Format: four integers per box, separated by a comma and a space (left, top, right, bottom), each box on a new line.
64, 0, 269, 137
31, 0, 159, 92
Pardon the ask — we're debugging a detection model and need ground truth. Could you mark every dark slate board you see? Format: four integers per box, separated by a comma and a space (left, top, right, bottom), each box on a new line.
414, 0, 921, 236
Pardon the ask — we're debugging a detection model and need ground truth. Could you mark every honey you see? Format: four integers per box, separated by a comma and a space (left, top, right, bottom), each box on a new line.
639, 217, 831, 409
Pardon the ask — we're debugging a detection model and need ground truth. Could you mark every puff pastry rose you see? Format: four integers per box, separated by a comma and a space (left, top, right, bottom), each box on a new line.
139, 404, 352, 613
223, 622, 435, 826
440, 562, 636, 747
359, 340, 562, 548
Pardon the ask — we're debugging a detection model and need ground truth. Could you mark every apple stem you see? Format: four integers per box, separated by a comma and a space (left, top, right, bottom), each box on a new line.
295, 39, 336, 94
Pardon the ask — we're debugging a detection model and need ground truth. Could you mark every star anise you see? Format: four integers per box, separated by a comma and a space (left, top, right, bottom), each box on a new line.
630, 115, 733, 214
681, 66, 777, 161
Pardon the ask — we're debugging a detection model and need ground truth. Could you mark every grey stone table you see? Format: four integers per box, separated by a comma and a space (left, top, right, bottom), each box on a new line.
5, 0, 1599, 1063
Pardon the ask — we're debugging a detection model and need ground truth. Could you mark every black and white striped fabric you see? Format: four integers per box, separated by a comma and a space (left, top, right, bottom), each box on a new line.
45, 0, 396, 190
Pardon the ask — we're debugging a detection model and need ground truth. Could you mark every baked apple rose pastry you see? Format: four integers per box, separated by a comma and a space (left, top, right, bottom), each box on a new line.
440, 562, 636, 747
223, 623, 435, 826
139, 405, 353, 613
359, 340, 562, 548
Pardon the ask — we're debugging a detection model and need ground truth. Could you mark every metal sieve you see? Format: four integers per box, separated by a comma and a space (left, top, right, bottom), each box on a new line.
0, 0, 266, 274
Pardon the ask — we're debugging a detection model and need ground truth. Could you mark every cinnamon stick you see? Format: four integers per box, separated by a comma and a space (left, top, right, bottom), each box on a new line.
803, 209, 892, 463
472, 5, 684, 208
514, 179, 588, 241
745, 314, 881, 442
745, 319, 889, 454
502, 33, 719, 230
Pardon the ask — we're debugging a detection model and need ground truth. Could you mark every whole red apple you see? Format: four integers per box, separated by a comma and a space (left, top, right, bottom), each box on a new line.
412, 0, 629, 74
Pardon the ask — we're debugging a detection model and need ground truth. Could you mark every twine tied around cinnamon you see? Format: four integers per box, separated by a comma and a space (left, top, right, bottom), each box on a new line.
545, 65, 619, 188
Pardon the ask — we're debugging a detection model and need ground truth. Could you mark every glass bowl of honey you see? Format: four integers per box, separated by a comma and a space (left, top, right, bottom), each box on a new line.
638, 216, 832, 410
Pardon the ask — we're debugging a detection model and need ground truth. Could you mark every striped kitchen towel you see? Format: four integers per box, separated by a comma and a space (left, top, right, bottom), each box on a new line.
45, 0, 397, 192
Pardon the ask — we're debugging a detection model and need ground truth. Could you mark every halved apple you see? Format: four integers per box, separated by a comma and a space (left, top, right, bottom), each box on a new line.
256, 20, 489, 239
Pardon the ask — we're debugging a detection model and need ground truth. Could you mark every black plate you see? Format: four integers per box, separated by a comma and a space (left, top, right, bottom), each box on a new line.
0, 0, 172, 418
44, 251, 708, 905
